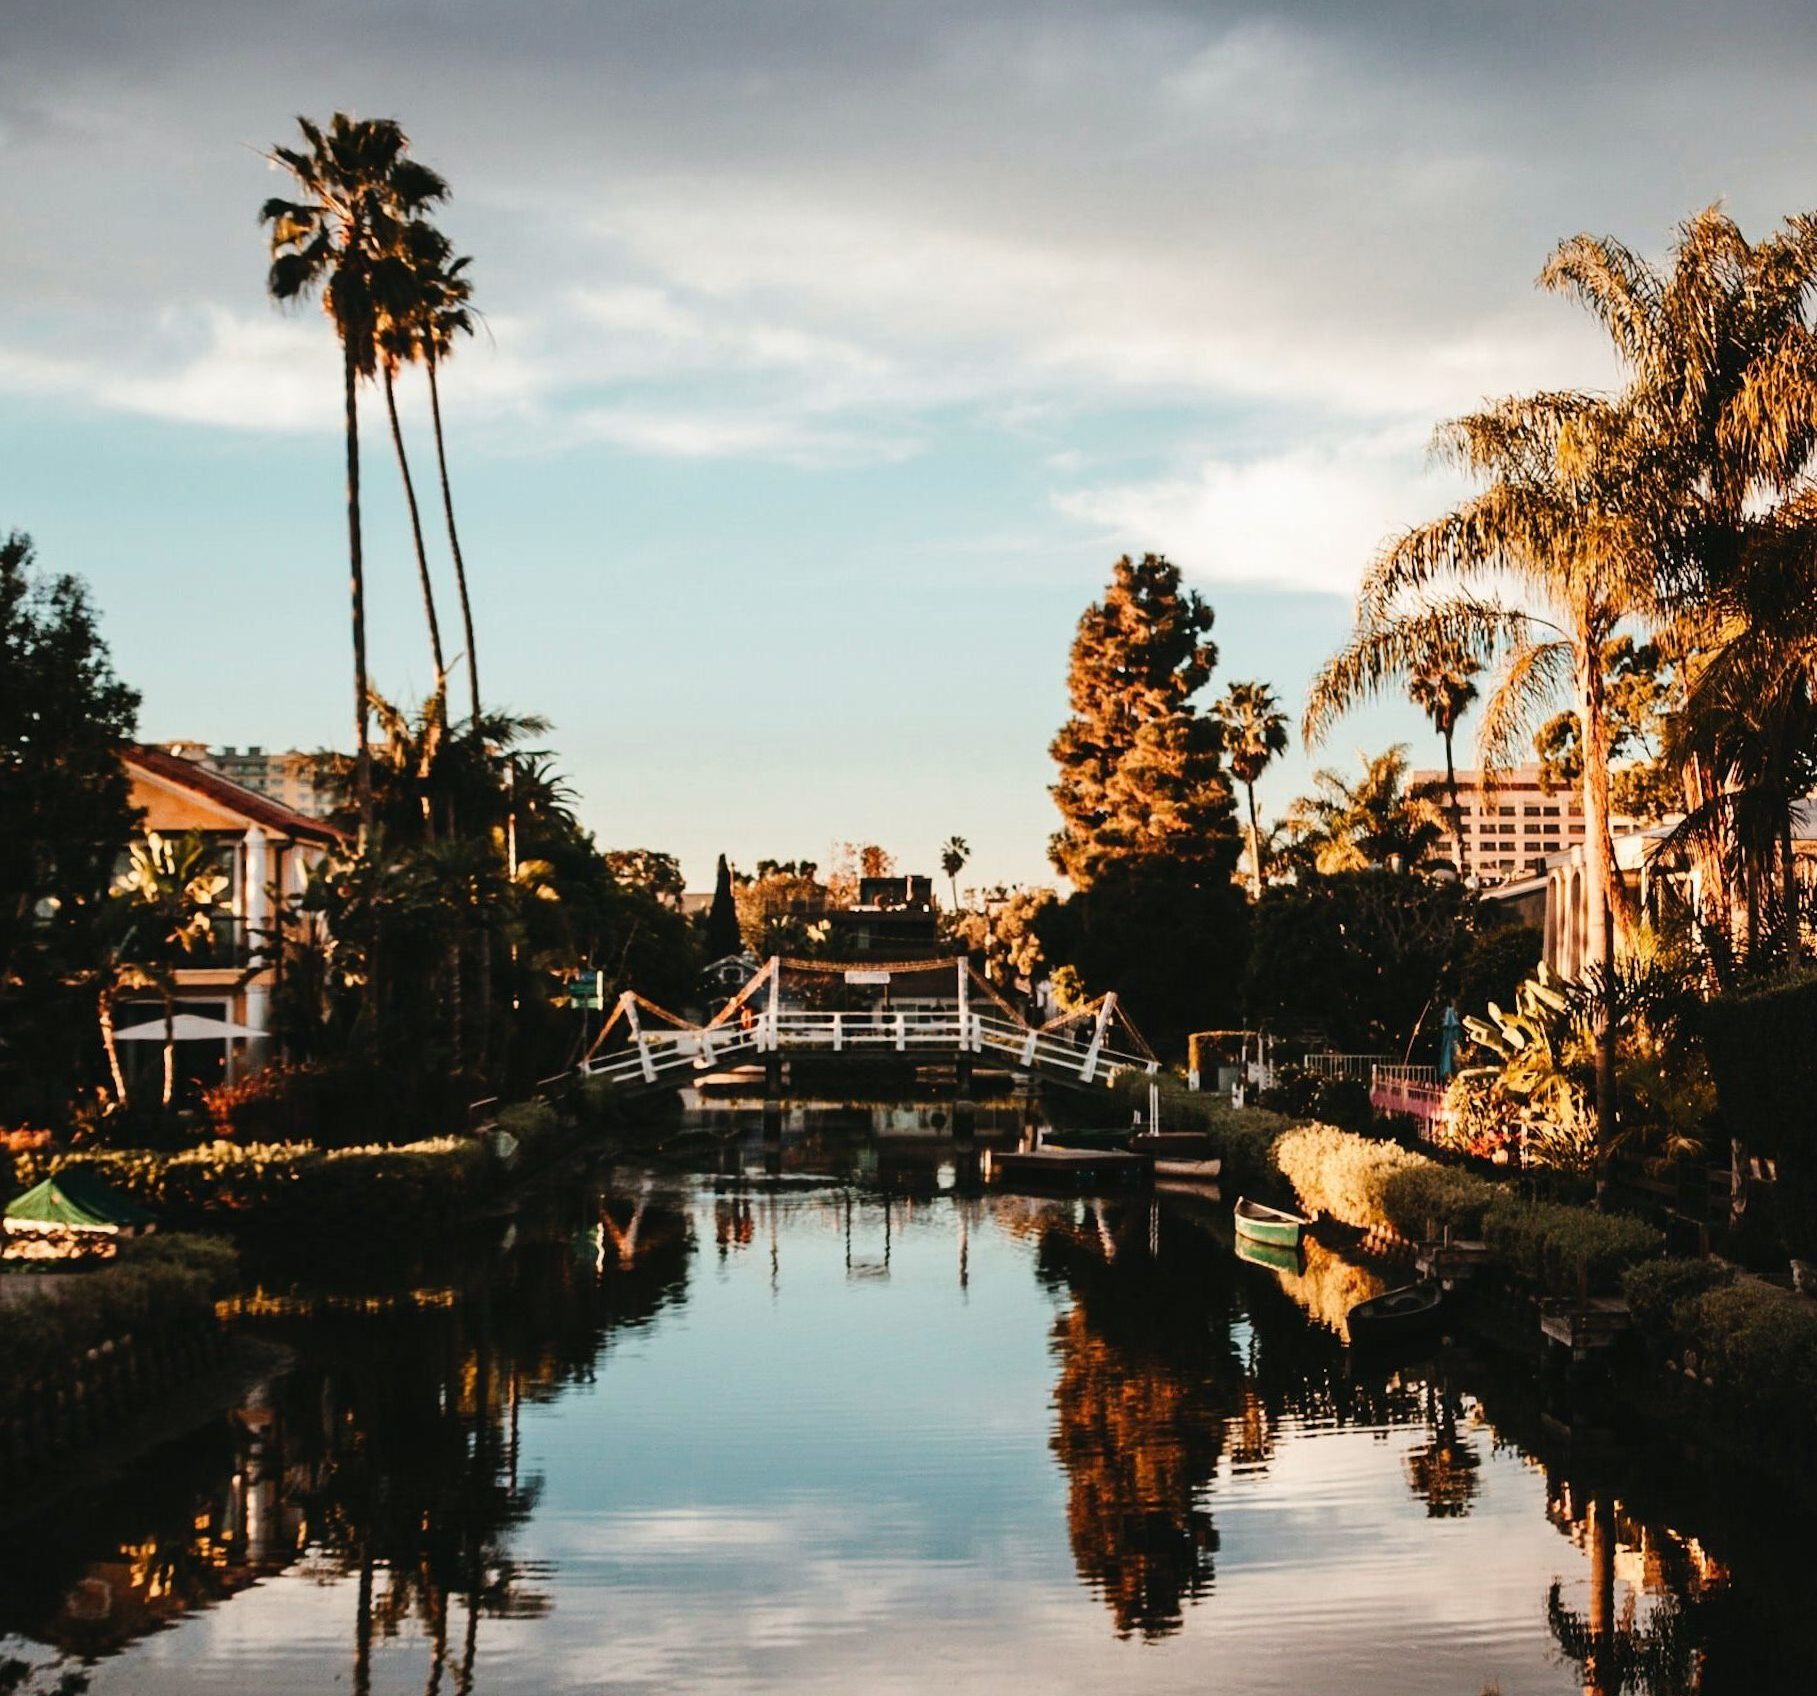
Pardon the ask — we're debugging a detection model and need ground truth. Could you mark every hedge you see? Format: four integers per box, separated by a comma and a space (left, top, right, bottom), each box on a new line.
1702, 968, 1817, 1158
0, 1232, 237, 1405
13, 1137, 492, 1238
1622, 1256, 1736, 1347
1272, 1119, 1660, 1294
1480, 1197, 1661, 1296
1622, 1261, 1817, 1449
1275, 1124, 1428, 1229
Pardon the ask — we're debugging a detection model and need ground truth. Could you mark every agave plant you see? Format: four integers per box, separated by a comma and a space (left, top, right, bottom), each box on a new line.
1460, 952, 1707, 1177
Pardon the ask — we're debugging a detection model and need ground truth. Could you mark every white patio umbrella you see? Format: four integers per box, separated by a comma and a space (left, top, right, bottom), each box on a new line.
112, 1012, 265, 1042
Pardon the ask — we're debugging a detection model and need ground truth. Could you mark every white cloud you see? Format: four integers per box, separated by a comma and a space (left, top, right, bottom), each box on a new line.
1053, 429, 1470, 597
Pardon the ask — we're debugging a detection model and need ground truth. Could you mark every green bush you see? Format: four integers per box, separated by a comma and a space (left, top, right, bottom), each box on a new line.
16, 1137, 491, 1238
1622, 1257, 1735, 1347
1480, 1197, 1662, 1295
0, 1231, 236, 1406
1671, 1278, 1817, 1445
1380, 1162, 1500, 1240
1275, 1123, 1427, 1229
1702, 968, 1817, 1160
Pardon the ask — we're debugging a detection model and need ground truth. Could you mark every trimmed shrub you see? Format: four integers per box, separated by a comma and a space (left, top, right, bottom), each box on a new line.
1480, 1197, 1662, 1295
1380, 1163, 1500, 1240
15, 1138, 491, 1239
1673, 1279, 1817, 1445
1276, 1123, 1426, 1229
1622, 1257, 1735, 1347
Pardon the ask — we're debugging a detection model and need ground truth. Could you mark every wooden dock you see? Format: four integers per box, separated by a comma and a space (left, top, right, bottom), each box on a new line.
1415, 1238, 1491, 1286
986, 1148, 1147, 1192
1539, 1297, 1632, 1361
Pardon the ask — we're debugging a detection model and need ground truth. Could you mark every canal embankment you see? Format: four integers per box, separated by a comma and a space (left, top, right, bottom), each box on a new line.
1117, 1071, 1817, 1482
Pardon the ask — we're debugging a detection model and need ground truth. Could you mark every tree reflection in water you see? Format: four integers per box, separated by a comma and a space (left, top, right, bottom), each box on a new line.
0, 1184, 694, 1691
1403, 1381, 1482, 1519
1035, 1199, 1241, 1641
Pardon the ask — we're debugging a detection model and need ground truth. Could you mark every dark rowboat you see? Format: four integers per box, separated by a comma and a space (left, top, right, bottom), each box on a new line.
1346, 1281, 1444, 1348
1233, 1196, 1310, 1249
1130, 1131, 1215, 1156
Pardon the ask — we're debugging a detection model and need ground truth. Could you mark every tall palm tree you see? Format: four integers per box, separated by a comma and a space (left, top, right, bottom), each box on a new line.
1305, 391, 1663, 1174
1216, 681, 1289, 896
262, 114, 449, 838
1406, 641, 1480, 874
940, 836, 970, 910
375, 231, 449, 714
1283, 746, 1448, 874
1541, 207, 1817, 961
411, 229, 484, 727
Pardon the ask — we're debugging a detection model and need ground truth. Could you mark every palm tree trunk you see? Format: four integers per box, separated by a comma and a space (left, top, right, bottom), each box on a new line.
161, 987, 176, 1109
383, 365, 447, 709
98, 984, 128, 1107
355, 1547, 374, 1696
1244, 779, 1263, 897
1579, 659, 1619, 1207
1443, 723, 1467, 876
1780, 818, 1799, 959
426, 357, 481, 728
345, 341, 373, 842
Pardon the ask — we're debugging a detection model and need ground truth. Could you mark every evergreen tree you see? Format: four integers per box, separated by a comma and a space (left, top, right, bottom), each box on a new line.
0, 531, 141, 1120
1042, 554, 1245, 1054
1049, 554, 1234, 887
704, 853, 743, 959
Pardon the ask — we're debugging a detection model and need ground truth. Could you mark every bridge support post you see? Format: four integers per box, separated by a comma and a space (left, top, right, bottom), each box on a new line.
763, 1051, 784, 1144
1079, 993, 1117, 1083
953, 1052, 975, 1142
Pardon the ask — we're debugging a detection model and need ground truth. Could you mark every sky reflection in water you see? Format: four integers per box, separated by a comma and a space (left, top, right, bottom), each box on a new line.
0, 1166, 1779, 1694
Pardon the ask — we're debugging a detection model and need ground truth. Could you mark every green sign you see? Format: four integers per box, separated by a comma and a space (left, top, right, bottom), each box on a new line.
568, 970, 605, 1010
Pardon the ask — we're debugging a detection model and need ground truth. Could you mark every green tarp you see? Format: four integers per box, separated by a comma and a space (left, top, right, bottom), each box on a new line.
4, 1170, 155, 1232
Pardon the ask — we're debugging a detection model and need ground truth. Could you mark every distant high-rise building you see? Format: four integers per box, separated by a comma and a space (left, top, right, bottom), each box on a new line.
162, 743, 334, 820
1411, 764, 1638, 884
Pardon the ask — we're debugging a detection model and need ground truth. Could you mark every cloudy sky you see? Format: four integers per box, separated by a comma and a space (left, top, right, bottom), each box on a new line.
7, 1, 1816, 887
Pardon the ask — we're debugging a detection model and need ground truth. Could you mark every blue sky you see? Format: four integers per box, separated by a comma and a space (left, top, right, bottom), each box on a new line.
9, 1, 1817, 888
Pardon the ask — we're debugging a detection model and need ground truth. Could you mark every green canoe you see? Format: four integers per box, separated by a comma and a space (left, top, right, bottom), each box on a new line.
1233, 1195, 1310, 1250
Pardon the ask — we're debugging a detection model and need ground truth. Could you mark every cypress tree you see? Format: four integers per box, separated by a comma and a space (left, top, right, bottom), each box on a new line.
704, 853, 743, 959
1049, 554, 1236, 886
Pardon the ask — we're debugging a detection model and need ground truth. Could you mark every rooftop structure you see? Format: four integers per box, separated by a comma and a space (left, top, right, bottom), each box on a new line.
161, 742, 334, 819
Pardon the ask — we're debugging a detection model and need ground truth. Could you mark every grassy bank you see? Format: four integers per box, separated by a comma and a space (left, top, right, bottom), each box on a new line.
11, 1079, 621, 1243
0, 1234, 237, 1406
1120, 1072, 1661, 1295
1123, 1068, 1817, 1472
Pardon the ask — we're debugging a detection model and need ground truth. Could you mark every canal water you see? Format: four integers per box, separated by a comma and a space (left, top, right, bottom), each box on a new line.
1, 1130, 1808, 1694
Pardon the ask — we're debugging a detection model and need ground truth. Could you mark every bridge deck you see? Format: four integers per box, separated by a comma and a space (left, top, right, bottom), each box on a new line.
577, 957, 1160, 1093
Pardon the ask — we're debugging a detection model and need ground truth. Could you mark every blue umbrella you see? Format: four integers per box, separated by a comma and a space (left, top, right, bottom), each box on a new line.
1438, 1004, 1463, 1080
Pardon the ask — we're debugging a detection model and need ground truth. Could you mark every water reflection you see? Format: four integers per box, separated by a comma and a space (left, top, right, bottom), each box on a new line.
1, 1144, 1811, 1693
1033, 1199, 1238, 1639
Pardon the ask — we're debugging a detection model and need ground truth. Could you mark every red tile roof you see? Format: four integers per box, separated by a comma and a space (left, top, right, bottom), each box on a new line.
125, 745, 344, 846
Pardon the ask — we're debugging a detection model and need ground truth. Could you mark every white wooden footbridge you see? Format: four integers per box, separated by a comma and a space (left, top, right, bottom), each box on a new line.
577, 955, 1160, 1092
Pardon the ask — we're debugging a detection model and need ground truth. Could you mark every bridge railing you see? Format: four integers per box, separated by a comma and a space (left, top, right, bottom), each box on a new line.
581, 1006, 1157, 1087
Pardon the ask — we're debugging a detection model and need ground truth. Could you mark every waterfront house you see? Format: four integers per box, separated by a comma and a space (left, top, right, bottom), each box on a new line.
117, 745, 342, 1099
